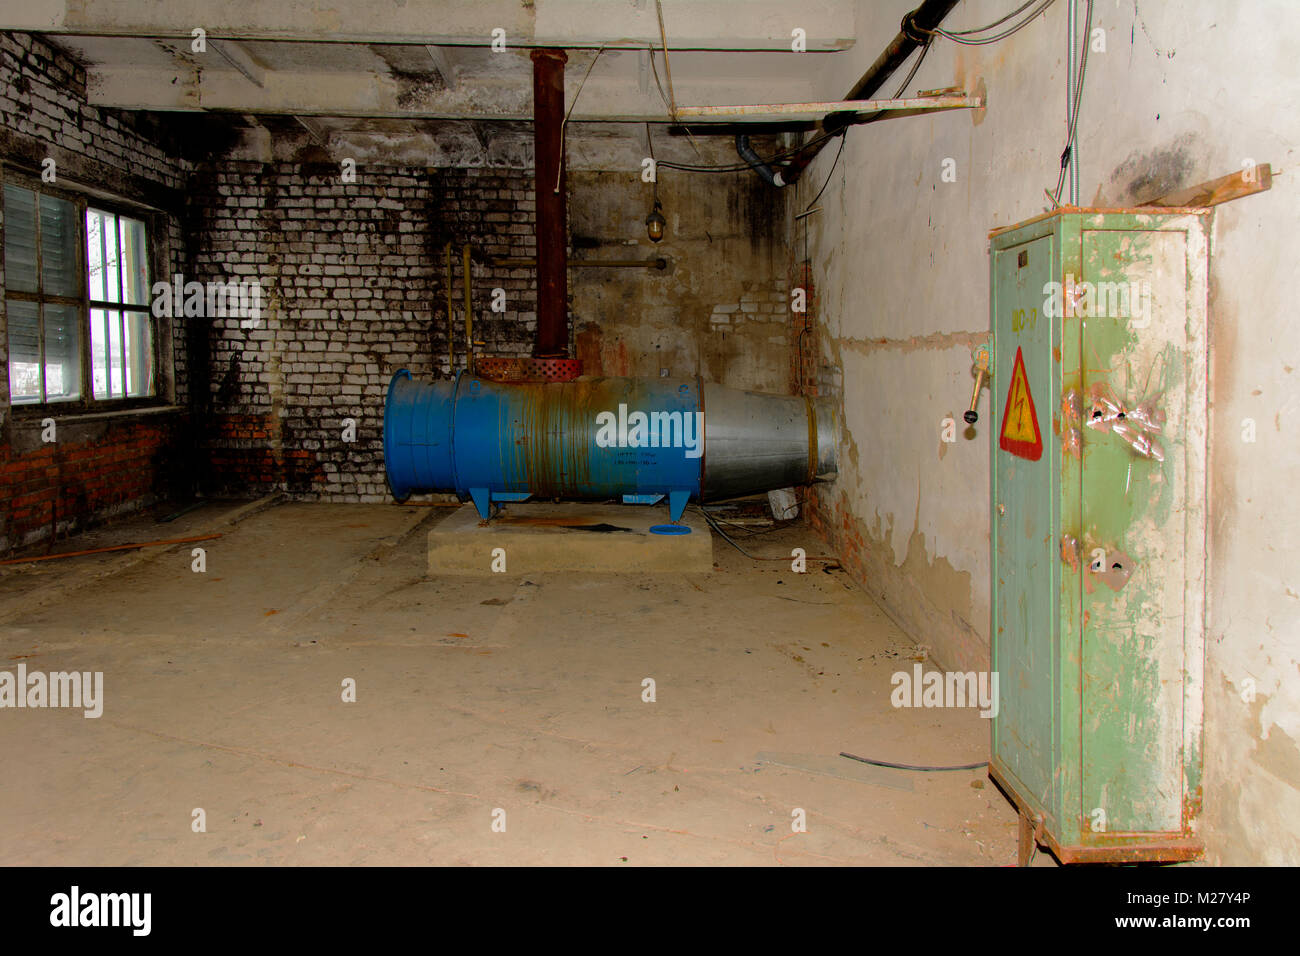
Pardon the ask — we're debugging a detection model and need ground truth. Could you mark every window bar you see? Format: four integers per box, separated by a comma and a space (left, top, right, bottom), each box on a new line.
35, 190, 46, 402
78, 197, 91, 404
115, 213, 127, 397
98, 211, 112, 398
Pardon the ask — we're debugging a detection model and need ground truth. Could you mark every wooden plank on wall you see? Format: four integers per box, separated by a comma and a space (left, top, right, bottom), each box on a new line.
1141, 164, 1273, 208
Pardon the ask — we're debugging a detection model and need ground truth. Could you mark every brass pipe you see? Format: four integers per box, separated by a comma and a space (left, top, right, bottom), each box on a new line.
463, 243, 474, 375
445, 242, 455, 375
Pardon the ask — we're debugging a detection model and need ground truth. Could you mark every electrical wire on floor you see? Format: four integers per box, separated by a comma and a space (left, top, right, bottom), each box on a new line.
703, 511, 798, 537
840, 752, 989, 772
694, 506, 837, 562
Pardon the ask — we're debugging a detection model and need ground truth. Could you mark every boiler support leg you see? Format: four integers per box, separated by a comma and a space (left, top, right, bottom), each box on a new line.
469, 488, 492, 520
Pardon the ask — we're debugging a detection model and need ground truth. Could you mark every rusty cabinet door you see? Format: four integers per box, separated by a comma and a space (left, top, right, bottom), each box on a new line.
988, 209, 1208, 861
990, 222, 1064, 826
1075, 213, 1209, 841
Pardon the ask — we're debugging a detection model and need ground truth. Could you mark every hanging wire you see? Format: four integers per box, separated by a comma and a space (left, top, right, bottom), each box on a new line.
853, 34, 934, 125
654, 0, 678, 121
556, 45, 604, 193
647, 38, 705, 159
915, 0, 1058, 45
1049, 0, 1093, 204
644, 121, 661, 205
804, 133, 846, 210
943, 0, 1044, 34
654, 129, 842, 174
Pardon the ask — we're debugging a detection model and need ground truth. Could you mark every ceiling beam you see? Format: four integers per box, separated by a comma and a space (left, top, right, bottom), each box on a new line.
674, 94, 985, 122
85, 67, 821, 122
466, 121, 491, 151
293, 115, 328, 145
5, 0, 855, 50
209, 38, 265, 88
424, 45, 457, 91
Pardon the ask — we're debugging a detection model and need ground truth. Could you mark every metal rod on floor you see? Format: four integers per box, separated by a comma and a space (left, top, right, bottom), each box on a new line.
0, 532, 223, 566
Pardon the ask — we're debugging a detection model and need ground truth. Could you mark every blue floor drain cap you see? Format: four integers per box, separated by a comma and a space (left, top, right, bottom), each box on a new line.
650, 524, 691, 535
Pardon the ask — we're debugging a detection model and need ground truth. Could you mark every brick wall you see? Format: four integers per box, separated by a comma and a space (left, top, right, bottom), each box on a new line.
0, 414, 187, 550
567, 169, 792, 392
0, 31, 190, 554
187, 163, 545, 500
2, 30, 796, 521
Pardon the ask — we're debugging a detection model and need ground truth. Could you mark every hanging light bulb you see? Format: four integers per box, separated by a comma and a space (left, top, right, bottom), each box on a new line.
645, 199, 666, 243
643, 121, 667, 243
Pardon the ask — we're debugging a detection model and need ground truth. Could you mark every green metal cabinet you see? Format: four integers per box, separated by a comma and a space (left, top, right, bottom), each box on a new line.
987, 208, 1209, 863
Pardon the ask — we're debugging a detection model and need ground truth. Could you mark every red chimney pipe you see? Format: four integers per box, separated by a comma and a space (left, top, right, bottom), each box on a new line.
531, 48, 569, 358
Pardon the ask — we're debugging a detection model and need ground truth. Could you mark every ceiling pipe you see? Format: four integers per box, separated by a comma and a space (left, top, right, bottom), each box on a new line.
531, 48, 569, 359
779, 0, 959, 182
735, 134, 792, 187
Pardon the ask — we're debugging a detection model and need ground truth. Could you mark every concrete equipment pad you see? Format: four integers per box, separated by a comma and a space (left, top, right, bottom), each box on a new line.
428, 502, 713, 574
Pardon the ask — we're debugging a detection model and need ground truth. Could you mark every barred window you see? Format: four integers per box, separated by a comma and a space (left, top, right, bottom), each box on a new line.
4, 180, 155, 407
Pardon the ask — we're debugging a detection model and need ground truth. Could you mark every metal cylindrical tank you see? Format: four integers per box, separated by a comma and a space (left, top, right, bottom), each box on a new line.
383, 370, 836, 521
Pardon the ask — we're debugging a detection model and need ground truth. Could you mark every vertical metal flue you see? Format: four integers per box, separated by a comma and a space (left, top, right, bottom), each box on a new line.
530, 48, 569, 358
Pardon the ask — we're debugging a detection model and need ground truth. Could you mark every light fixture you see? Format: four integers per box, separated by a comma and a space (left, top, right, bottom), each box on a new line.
644, 121, 666, 243
645, 199, 666, 243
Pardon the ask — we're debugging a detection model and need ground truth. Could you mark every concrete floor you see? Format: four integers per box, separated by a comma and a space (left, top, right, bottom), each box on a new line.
0, 501, 1026, 865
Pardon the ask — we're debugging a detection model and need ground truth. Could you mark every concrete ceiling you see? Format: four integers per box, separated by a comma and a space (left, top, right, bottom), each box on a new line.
62, 40, 836, 121
7, 0, 858, 50
9, 0, 871, 168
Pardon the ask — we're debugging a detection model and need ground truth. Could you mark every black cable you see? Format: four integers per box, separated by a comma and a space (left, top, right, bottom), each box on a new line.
654, 12, 928, 177
926, 0, 1058, 45
1050, 0, 1093, 204
942, 0, 1044, 36
856, 35, 933, 126
840, 752, 989, 772
703, 511, 795, 536
804, 131, 847, 210
655, 128, 842, 174
695, 507, 835, 561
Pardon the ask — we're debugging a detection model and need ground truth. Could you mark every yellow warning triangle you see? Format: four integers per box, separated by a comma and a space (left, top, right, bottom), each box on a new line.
999, 346, 1043, 461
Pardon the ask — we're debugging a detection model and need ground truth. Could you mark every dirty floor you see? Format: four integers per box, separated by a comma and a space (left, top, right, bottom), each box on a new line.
0, 501, 1030, 866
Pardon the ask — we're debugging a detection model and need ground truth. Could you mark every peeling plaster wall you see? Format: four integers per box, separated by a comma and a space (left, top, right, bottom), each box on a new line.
800, 0, 1299, 863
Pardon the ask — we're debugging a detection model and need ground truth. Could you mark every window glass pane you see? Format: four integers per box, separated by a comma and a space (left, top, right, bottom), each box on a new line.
86, 208, 106, 301
6, 299, 41, 402
86, 208, 120, 303
40, 194, 79, 297
43, 303, 81, 402
91, 306, 117, 399
124, 310, 153, 397
3, 185, 38, 294
118, 216, 149, 306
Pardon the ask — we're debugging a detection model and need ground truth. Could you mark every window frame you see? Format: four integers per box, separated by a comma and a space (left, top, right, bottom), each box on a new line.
3, 170, 165, 415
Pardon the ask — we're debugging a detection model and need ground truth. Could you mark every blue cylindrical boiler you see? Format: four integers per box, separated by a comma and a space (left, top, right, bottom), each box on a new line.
383, 370, 836, 522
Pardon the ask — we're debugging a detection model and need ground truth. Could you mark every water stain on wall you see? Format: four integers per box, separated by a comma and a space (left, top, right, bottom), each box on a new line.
1102, 131, 1198, 204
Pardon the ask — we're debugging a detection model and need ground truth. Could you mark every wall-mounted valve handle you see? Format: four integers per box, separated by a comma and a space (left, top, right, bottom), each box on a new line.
964, 344, 991, 424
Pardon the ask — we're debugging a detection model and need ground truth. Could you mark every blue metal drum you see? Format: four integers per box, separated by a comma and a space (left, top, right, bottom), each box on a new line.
383, 370, 836, 522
